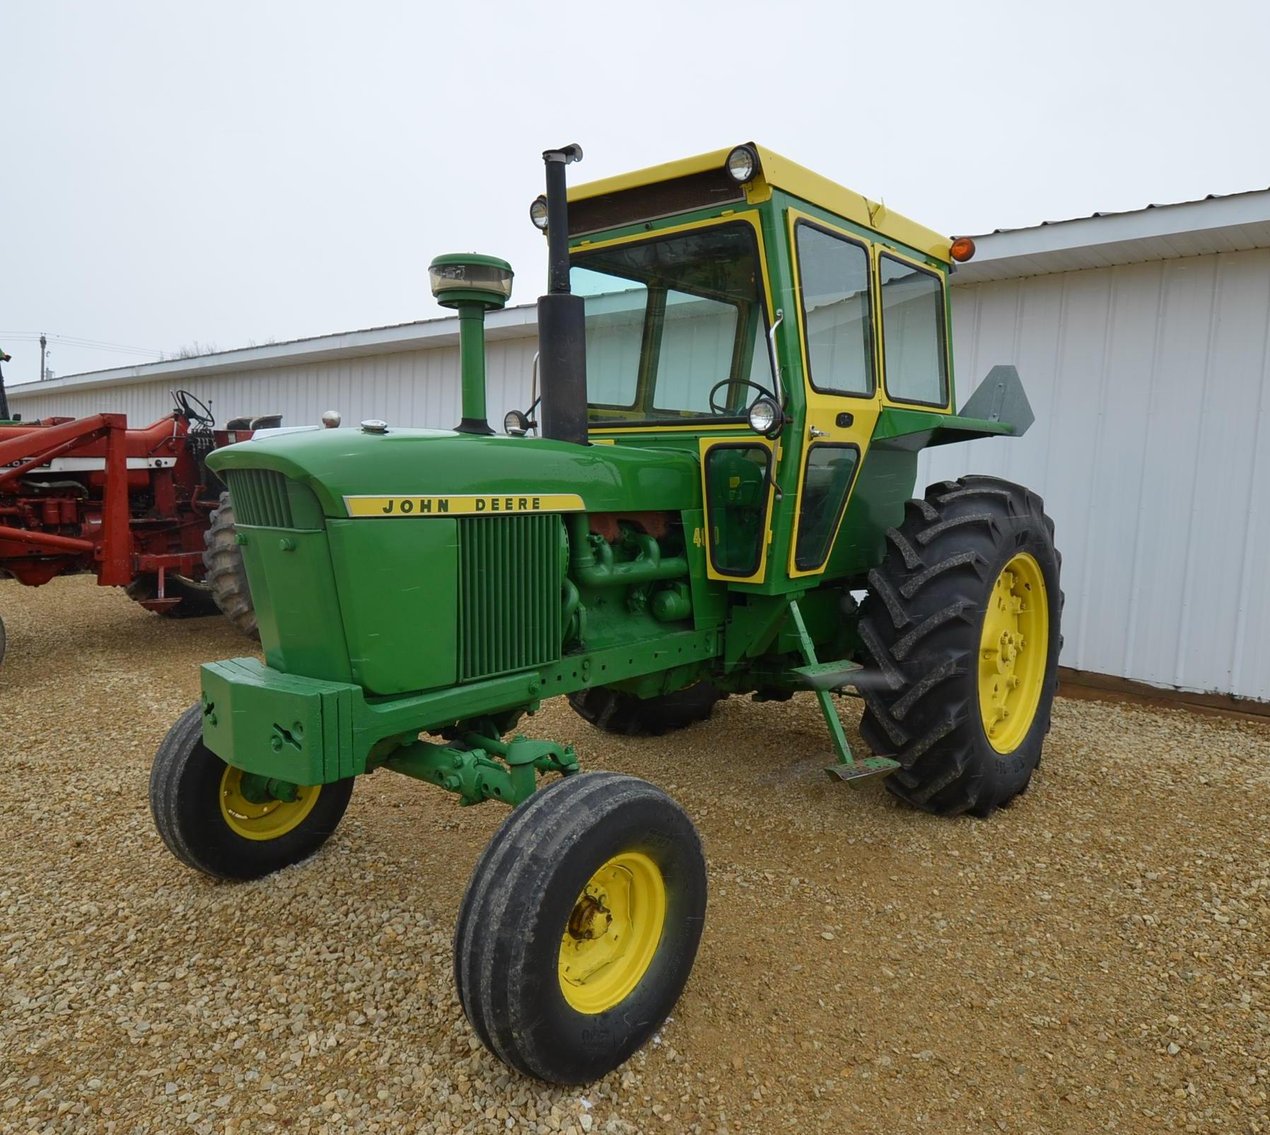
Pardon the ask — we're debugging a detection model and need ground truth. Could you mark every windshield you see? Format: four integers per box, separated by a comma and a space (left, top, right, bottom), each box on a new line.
571, 222, 774, 424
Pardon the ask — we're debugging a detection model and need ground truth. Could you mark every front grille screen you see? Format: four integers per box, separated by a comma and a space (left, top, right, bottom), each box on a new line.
223, 469, 293, 528
458, 514, 562, 681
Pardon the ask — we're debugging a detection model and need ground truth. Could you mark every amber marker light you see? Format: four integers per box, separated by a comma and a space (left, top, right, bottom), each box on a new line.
950, 237, 977, 262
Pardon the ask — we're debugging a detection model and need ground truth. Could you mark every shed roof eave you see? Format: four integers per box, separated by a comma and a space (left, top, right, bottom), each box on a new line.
953, 188, 1270, 284
7, 303, 539, 399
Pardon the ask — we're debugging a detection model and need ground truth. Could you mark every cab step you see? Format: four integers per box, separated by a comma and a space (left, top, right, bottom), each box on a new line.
785, 658, 862, 691
823, 755, 901, 783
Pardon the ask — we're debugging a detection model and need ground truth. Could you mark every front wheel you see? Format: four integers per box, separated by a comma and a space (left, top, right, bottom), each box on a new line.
149, 704, 353, 880
858, 476, 1063, 817
454, 772, 707, 1084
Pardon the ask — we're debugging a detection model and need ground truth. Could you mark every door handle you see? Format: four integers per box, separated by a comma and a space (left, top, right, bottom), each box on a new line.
809, 425, 827, 440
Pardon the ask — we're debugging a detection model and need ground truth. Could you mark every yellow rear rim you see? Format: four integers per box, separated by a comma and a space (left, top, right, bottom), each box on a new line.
219, 767, 320, 841
558, 851, 667, 1015
978, 552, 1049, 754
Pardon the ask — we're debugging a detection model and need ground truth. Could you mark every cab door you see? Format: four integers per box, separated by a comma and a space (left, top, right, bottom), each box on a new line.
785, 215, 881, 578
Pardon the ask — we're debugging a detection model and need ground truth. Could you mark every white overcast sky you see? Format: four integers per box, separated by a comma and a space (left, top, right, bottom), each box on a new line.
3, 0, 1269, 384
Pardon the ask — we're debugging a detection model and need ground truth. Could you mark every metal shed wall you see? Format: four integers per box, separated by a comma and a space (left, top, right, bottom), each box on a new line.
8, 336, 539, 434
927, 246, 1270, 701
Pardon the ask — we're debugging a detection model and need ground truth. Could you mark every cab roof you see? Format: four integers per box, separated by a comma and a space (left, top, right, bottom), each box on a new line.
569, 144, 952, 263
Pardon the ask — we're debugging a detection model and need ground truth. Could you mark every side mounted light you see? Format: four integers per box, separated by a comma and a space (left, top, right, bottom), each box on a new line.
529, 195, 549, 232
504, 409, 531, 437
748, 395, 783, 439
725, 144, 760, 184
950, 237, 977, 263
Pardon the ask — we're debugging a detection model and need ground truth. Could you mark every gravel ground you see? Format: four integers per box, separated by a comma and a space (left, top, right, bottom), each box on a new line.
1, 575, 1267, 1135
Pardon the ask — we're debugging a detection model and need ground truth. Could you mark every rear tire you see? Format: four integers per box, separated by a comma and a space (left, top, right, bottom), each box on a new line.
857, 476, 1063, 817
203, 492, 258, 639
567, 682, 722, 737
150, 704, 353, 880
454, 771, 707, 1084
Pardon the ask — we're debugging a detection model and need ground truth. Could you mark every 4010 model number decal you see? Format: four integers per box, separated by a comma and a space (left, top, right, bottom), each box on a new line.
344, 493, 585, 517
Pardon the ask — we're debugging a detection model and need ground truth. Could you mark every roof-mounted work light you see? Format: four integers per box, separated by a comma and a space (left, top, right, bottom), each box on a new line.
725, 144, 760, 184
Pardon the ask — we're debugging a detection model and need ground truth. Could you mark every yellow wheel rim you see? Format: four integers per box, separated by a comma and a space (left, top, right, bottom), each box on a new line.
978, 552, 1049, 754
219, 767, 320, 841
558, 851, 667, 1015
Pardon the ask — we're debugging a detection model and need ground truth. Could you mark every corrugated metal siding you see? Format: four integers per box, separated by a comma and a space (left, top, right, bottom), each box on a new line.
927, 247, 1270, 700
9, 339, 539, 433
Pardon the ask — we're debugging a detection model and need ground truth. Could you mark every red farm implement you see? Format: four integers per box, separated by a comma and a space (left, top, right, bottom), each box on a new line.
0, 391, 271, 661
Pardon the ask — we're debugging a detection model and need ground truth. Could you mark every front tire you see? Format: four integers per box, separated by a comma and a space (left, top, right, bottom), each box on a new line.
454, 772, 707, 1084
858, 476, 1063, 817
149, 704, 353, 880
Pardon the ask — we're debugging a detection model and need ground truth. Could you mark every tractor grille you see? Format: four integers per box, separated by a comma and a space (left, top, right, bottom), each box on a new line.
223, 469, 294, 528
458, 514, 562, 681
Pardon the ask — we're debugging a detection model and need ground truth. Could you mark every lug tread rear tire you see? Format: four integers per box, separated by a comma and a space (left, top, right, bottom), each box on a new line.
203, 492, 258, 639
567, 682, 722, 737
858, 476, 1063, 818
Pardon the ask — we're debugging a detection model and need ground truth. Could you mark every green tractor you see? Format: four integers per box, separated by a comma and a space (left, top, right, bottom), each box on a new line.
150, 143, 1061, 1084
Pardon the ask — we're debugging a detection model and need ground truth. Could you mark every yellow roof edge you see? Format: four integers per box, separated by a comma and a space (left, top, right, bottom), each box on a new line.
569, 144, 951, 263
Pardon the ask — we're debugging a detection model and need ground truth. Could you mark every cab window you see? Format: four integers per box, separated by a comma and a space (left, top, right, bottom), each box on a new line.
794, 443, 859, 570
794, 222, 873, 397
572, 223, 774, 424
879, 254, 948, 407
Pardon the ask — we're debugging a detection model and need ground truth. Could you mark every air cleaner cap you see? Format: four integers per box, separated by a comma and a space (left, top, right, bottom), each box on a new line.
360, 419, 389, 434
429, 253, 515, 310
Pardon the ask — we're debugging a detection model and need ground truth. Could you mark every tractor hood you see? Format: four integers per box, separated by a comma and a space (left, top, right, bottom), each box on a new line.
207, 428, 700, 518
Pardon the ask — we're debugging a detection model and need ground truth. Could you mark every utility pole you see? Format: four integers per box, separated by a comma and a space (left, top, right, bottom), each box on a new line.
0, 347, 10, 419
40, 333, 47, 382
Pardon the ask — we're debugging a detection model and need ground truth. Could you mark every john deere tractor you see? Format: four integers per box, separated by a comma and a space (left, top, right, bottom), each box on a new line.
150, 143, 1061, 1084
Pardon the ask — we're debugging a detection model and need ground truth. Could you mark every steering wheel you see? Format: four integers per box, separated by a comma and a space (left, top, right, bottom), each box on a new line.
173, 389, 215, 427
708, 378, 774, 416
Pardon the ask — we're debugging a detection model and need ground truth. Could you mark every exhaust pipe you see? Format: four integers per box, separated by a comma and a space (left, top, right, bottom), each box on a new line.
537, 144, 589, 446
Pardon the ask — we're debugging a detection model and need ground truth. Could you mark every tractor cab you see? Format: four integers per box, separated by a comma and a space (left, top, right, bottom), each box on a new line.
531, 143, 996, 594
